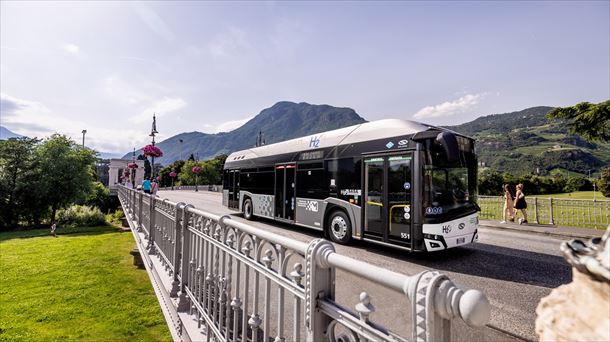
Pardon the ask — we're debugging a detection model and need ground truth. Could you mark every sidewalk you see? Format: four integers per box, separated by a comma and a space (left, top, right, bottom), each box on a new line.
479, 219, 607, 240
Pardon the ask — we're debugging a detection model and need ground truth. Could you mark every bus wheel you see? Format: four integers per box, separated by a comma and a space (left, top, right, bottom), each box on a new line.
327, 210, 351, 244
243, 198, 254, 220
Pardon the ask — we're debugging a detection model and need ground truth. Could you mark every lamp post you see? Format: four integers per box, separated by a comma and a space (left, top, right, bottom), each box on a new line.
81, 129, 87, 147
179, 139, 183, 161
149, 113, 159, 179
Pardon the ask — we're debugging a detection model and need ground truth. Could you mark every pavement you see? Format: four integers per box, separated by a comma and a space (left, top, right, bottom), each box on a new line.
479, 219, 607, 240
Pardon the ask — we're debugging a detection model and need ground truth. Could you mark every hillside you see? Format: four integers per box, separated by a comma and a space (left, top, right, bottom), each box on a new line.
0, 126, 24, 140
447, 107, 610, 175
125, 101, 367, 164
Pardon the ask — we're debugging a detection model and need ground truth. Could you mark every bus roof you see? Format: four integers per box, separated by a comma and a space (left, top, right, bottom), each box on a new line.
225, 119, 453, 166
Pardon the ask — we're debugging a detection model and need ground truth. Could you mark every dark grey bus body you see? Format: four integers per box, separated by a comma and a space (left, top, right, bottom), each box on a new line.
223, 119, 479, 252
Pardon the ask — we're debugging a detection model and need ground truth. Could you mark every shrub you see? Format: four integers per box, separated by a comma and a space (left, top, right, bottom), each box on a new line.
57, 205, 106, 227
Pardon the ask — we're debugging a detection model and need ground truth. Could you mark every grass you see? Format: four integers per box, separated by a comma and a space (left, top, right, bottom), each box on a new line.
0, 226, 171, 341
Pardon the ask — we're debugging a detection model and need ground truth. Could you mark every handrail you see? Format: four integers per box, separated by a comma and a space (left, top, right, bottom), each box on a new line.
117, 184, 491, 342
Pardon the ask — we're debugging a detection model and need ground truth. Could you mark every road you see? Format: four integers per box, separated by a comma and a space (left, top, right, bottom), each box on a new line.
158, 190, 571, 341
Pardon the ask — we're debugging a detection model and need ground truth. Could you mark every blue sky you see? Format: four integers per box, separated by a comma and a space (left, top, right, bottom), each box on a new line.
1, 1, 608, 153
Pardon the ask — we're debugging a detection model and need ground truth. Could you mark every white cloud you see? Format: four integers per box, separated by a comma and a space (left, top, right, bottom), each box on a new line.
130, 97, 187, 123
215, 116, 253, 133
207, 27, 250, 58
63, 43, 80, 54
131, 2, 174, 42
0, 93, 155, 154
101, 75, 151, 106
414, 93, 486, 119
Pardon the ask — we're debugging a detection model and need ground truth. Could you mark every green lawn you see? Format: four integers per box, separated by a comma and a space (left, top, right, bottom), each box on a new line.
0, 226, 171, 341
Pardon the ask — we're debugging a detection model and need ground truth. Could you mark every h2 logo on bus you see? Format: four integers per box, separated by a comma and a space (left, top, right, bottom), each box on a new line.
309, 136, 320, 148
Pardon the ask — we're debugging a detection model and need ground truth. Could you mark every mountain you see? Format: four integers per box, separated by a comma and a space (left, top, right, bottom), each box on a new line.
446, 107, 610, 175
124, 101, 367, 164
0, 126, 24, 140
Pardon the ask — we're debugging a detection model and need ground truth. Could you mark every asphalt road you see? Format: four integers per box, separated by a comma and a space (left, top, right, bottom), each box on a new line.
158, 190, 572, 341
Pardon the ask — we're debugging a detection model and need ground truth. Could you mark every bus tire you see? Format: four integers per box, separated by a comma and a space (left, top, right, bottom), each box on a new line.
327, 210, 352, 245
243, 198, 255, 221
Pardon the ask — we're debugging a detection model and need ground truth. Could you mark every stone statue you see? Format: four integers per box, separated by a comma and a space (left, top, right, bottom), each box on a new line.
536, 227, 610, 341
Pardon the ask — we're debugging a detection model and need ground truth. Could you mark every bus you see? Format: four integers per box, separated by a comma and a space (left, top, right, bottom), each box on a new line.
222, 119, 479, 252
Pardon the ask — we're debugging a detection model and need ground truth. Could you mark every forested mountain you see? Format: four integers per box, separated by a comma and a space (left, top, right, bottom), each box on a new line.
125, 101, 608, 176
0, 126, 24, 140
124, 101, 367, 164
446, 107, 609, 175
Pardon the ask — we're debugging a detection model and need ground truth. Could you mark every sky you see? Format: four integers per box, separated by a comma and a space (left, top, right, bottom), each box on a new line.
1, 1, 608, 154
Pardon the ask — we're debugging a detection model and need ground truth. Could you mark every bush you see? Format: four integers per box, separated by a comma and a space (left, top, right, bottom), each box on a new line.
57, 205, 106, 227
105, 209, 124, 226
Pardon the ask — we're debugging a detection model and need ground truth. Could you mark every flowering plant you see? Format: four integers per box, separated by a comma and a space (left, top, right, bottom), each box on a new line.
123, 170, 130, 177
169, 171, 177, 178
128, 162, 138, 169
156, 176, 161, 181
192, 166, 202, 174
143, 145, 163, 158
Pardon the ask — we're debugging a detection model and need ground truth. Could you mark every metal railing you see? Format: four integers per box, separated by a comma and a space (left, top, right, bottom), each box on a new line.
479, 195, 610, 229
118, 185, 491, 342
159, 185, 222, 192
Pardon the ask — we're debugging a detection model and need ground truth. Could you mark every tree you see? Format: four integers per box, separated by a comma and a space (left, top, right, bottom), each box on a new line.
477, 169, 504, 196
36, 135, 97, 222
0, 138, 39, 227
598, 166, 610, 197
547, 100, 610, 142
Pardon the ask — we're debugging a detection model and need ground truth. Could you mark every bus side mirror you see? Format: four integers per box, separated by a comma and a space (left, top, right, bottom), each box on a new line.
436, 132, 459, 163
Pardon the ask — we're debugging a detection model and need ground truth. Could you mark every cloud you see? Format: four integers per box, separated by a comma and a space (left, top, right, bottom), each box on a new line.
1, 93, 53, 124
130, 97, 187, 123
131, 2, 174, 42
215, 116, 253, 133
414, 93, 486, 119
63, 43, 80, 54
207, 27, 250, 57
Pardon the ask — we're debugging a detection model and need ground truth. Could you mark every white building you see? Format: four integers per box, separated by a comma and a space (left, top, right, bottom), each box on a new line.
108, 159, 145, 193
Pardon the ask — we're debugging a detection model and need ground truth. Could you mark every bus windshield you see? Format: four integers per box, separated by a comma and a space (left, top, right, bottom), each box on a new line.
423, 138, 478, 222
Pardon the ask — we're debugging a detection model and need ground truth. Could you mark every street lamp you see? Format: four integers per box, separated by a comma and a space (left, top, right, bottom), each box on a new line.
149, 113, 159, 179
82, 129, 87, 147
179, 139, 183, 161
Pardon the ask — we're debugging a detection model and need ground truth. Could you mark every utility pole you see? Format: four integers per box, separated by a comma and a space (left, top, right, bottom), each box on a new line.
81, 129, 87, 147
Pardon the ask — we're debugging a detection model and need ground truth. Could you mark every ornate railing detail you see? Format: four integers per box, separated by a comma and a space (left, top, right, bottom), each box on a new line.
117, 185, 490, 342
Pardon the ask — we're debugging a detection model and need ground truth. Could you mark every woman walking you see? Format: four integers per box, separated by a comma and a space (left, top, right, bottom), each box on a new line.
500, 184, 515, 224
514, 183, 528, 224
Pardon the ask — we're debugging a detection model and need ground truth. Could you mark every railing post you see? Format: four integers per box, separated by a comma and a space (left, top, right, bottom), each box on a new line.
304, 239, 335, 342
534, 197, 539, 224
549, 198, 555, 225
170, 202, 186, 297
137, 192, 143, 231
147, 195, 157, 254
409, 270, 491, 342
177, 204, 194, 312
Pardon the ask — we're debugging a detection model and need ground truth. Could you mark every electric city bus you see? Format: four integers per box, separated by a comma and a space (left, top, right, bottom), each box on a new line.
222, 119, 479, 252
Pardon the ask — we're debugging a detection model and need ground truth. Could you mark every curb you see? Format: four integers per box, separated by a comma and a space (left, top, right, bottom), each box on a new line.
479, 223, 604, 240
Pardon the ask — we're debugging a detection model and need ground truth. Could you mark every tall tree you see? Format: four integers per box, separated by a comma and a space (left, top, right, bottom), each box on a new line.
36, 135, 97, 222
547, 100, 610, 142
0, 138, 39, 227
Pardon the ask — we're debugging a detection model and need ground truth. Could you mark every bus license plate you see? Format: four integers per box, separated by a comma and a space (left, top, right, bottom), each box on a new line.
456, 237, 465, 245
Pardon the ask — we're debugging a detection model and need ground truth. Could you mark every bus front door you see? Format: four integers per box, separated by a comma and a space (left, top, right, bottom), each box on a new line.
275, 164, 296, 221
363, 154, 412, 246
228, 170, 240, 210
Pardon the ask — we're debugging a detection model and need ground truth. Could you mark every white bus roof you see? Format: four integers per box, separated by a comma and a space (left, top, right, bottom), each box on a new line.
226, 119, 435, 163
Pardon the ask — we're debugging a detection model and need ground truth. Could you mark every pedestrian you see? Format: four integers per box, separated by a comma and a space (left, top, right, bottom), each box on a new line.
143, 178, 152, 194
50, 222, 57, 238
500, 184, 515, 224
514, 183, 528, 224
151, 178, 158, 196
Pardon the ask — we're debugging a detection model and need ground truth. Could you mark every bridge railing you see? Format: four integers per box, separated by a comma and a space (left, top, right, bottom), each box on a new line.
478, 195, 610, 229
118, 185, 490, 342
159, 184, 222, 192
